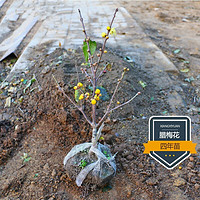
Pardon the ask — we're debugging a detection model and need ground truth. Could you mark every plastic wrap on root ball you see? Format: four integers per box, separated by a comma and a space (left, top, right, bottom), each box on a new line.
63, 143, 116, 187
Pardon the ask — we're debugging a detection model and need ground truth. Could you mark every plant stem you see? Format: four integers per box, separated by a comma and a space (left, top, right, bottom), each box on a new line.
109, 92, 141, 112
98, 92, 141, 127
78, 9, 97, 127
52, 75, 92, 126
78, 9, 94, 78
97, 71, 124, 127
95, 8, 118, 72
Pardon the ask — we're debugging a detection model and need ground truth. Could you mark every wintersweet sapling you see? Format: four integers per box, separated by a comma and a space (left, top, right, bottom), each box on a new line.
53, 8, 141, 187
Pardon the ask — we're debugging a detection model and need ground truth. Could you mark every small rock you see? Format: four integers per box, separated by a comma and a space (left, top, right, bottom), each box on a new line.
104, 117, 111, 123
123, 150, 129, 157
194, 183, 200, 190
188, 172, 195, 178
189, 156, 194, 162
187, 162, 194, 168
138, 163, 144, 168
41, 66, 51, 74
173, 177, 186, 186
146, 177, 158, 186
122, 163, 128, 169
8, 87, 17, 93
43, 163, 50, 171
127, 190, 132, 198
15, 125, 19, 130
126, 155, 134, 160
190, 177, 196, 184
113, 119, 118, 123
114, 146, 123, 154
51, 169, 56, 177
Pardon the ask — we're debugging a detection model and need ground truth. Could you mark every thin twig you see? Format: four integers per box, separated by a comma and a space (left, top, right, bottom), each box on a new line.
52, 74, 92, 126
98, 92, 141, 127
78, 9, 97, 126
95, 8, 118, 72
97, 65, 107, 81
109, 92, 141, 112
78, 9, 94, 75
97, 71, 124, 126
82, 68, 93, 85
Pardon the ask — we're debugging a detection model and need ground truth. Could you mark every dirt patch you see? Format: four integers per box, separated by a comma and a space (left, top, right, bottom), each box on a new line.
0, 44, 199, 200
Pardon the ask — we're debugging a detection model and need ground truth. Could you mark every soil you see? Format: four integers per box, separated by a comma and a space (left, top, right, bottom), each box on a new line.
0, 2, 200, 200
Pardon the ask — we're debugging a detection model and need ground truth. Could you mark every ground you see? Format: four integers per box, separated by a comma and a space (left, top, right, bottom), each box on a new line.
0, 1, 200, 200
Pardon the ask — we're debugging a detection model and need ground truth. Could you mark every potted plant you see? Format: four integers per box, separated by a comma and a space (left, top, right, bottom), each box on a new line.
53, 8, 140, 187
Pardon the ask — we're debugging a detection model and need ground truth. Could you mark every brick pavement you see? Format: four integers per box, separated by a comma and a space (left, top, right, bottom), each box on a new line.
0, 0, 182, 109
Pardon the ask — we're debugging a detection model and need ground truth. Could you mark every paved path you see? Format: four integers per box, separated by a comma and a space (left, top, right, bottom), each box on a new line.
0, 0, 184, 110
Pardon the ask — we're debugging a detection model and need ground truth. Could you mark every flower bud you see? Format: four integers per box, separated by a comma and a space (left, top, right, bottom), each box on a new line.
107, 26, 111, 31
91, 99, 96, 105
101, 32, 107, 38
95, 89, 101, 94
79, 94, 84, 100
77, 82, 83, 87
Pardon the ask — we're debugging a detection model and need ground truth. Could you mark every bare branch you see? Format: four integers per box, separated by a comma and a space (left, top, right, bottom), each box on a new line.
82, 68, 93, 85
97, 65, 107, 81
109, 92, 141, 112
97, 70, 125, 126
78, 9, 94, 73
98, 92, 141, 127
95, 8, 118, 72
78, 9, 97, 126
52, 74, 93, 126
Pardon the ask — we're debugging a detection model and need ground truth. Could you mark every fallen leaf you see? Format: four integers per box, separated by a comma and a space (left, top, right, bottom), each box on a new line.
24, 76, 36, 93
184, 76, 194, 83
162, 110, 168, 114
23, 79, 28, 84
174, 49, 181, 54
183, 60, 190, 64
5, 97, 11, 107
180, 68, 189, 73
105, 63, 112, 71
8, 87, 17, 93
139, 81, 147, 88
0, 82, 9, 89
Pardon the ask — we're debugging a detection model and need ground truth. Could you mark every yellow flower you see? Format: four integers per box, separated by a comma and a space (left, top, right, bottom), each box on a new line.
77, 82, 83, 87
117, 101, 120, 104
74, 86, 78, 90
94, 95, 100, 101
106, 36, 109, 39
91, 99, 96, 105
104, 50, 107, 53
85, 92, 90, 99
79, 94, 84, 100
110, 28, 116, 36
107, 26, 111, 31
21, 78, 24, 82
101, 32, 107, 38
95, 89, 101, 94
